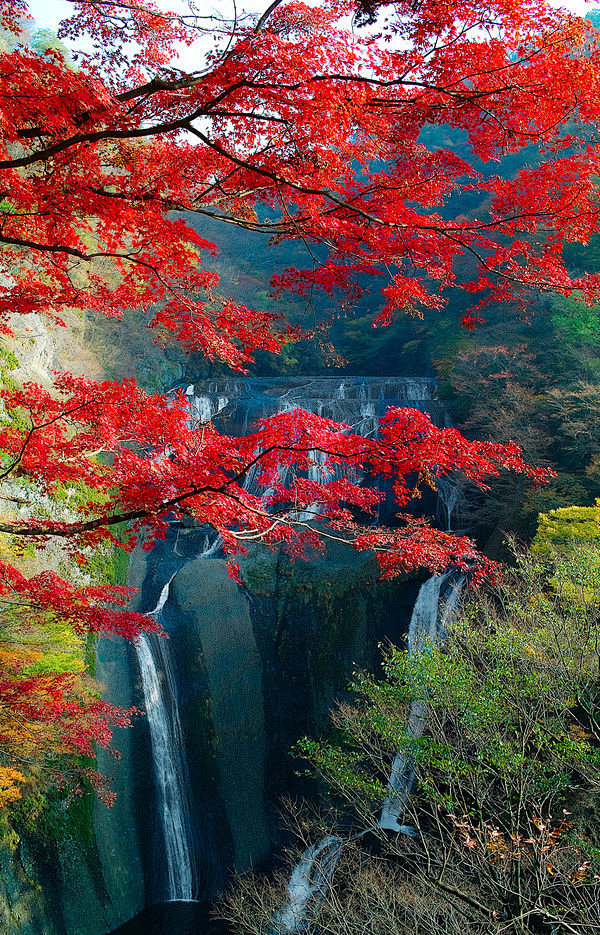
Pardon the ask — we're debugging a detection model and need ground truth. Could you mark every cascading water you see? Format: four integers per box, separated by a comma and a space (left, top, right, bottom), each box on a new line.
185, 376, 443, 525
435, 473, 463, 532
186, 377, 441, 441
135, 574, 196, 902
104, 374, 455, 934
273, 573, 464, 934
273, 836, 344, 934
379, 573, 463, 832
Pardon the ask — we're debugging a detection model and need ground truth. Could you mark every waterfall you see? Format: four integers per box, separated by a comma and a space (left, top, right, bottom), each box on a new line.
135, 573, 196, 902
379, 574, 463, 832
183, 377, 444, 524
199, 532, 223, 559
274, 575, 464, 932
123, 375, 455, 925
184, 377, 443, 448
435, 474, 462, 532
273, 836, 344, 934
146, 574, 176, 619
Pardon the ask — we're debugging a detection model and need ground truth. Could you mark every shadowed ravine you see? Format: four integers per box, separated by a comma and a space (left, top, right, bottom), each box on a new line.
98, 376, 457, 934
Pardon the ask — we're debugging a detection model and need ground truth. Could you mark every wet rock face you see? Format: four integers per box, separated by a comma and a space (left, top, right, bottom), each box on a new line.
0, 802, 138, 935
125, 530, 419, 905
171, 559, 270, 875
238, 542, 421, 821
186, 375, 443, 435
0, 839, 57, 935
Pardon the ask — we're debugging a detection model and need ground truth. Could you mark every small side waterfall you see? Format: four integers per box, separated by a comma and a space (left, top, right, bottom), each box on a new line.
379, 574, 463, 831
274, 574, 464, 932
135, 574, 196, 902
435, 473, 463, 532
273, 836, 344, 934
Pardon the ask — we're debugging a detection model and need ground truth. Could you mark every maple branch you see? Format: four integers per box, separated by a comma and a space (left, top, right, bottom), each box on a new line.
0, 92, 237, 169
0, 397, 98, 481
177, 205, 284, 232
210, 109, 287, 123
2, 24, 573, 171
0, 233, 190, 287
253, 0, 285, 34
0, 429, 381, 539
422, 875, 491, 920
189, 127, 389, 227
436, 228, 569, 296
113, 21, 573, 106
65, 0, 215, 26
0, 489, 295, 539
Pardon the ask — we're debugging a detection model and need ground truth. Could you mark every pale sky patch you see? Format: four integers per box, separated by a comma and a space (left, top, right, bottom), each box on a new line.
23, 0, 600, 74
26, 0, 600, 32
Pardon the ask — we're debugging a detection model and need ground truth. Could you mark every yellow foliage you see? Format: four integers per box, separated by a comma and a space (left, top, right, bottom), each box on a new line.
0, 647, 42, 667
533, 500, 600, 555
0, 767, 26, 807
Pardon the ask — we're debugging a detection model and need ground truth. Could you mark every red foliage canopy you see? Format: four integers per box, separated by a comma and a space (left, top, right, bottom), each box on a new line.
1, 0, 600, 338
1, 0, 595, 797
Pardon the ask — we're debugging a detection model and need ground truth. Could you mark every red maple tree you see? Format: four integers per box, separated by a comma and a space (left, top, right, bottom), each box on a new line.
1, 0, 597, 798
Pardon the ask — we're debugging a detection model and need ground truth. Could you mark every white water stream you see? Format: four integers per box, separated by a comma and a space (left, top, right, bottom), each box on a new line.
273, 836, 344, 933
135, 573, 196, 902
379, 573, 463, 831
274, 573, 464, 932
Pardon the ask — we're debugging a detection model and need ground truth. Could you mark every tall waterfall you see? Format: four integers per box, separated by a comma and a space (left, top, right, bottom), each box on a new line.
135, 574, 196, 902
